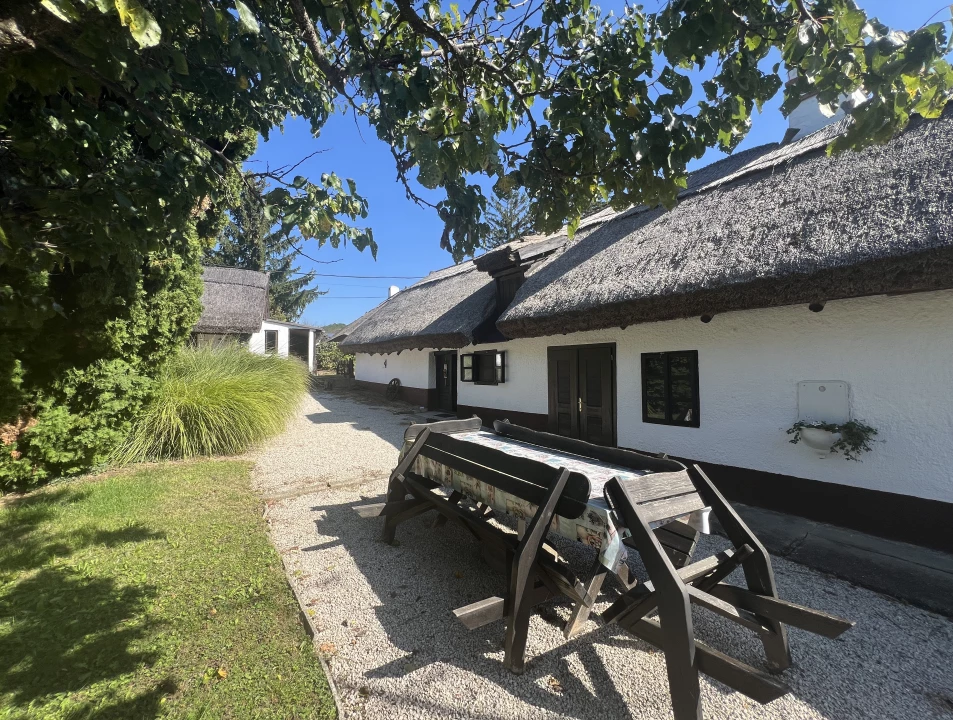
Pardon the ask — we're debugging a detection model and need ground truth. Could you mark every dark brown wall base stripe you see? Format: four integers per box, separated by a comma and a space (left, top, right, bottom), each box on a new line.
670, 457, 953, 553
354, 379, 433, 409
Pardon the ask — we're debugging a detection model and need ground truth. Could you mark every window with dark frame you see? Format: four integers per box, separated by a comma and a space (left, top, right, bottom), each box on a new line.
264, 330, 278, 354
460, 350, 505, 385
641, 350, 699, 427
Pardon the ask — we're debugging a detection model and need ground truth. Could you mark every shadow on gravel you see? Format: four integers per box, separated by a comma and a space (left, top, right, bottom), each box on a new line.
309, 491, 953, 720
308, 493, 762, 719
303, 391, 407, 450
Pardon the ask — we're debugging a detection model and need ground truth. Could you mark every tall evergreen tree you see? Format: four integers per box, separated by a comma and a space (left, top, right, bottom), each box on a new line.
482, 189, 535, 249
207, 175, 323, 322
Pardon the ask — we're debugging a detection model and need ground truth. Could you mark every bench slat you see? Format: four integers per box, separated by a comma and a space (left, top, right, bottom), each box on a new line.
638, 492, 706, 524
617, 472, 697, 503
419, 432, 590, 519
405, 416, 482, 442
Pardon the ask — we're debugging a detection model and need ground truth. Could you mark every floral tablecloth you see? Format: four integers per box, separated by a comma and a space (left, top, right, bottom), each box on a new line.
400, 430, 709, 571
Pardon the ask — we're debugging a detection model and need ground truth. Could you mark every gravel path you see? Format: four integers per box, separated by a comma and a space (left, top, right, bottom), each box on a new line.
253, 391, 953, 720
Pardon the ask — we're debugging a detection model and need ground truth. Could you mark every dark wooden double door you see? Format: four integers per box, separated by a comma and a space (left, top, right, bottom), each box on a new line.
434, 351, 457, 413
547, 344, 615, 446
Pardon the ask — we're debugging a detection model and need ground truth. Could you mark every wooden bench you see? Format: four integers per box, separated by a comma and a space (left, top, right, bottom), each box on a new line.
366, 423, 593, 672
602, 468, 855, 719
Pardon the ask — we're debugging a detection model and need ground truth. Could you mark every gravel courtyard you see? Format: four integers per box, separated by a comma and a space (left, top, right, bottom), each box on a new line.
253, 390, 953, 720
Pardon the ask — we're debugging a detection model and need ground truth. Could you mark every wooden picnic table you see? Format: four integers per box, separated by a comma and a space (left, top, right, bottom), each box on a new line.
398, 419, 712, 637
362, 417, 854, 719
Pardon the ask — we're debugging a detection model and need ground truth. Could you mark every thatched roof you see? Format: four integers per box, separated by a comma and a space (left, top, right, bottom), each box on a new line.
339, 262, 497, 353
498, 110, 953, 338
194, 266, 269, 335
336, 110, 953, 352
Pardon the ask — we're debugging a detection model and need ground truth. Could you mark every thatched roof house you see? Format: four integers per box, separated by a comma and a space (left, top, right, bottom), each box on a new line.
338, 106, 953, 554
341, 109, 953, 350
194, 266, 269, 335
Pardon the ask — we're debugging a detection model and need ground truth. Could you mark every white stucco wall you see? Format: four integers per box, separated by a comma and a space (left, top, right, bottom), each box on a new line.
467, 290, 953, 504
355, 348, 435, 389
249, 320, 314, 370
354, 291, 953, 503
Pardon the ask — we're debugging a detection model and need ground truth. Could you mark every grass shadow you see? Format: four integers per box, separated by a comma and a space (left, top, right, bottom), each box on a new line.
0, 491, 165, 575
0, 566, 160, 706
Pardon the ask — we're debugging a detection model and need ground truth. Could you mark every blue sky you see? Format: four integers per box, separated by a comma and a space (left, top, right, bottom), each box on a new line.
248, 0, 947, 327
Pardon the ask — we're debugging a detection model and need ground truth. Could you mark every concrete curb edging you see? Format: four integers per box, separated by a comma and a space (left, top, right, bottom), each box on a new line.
283, 569, 346, 718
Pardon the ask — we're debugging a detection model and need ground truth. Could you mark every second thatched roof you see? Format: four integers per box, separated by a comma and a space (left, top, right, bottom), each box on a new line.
339, 262, 497, 353
193, 266, 269, 335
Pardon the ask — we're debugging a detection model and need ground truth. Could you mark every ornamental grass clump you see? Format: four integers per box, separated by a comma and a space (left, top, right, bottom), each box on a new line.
117, 345, 308, 462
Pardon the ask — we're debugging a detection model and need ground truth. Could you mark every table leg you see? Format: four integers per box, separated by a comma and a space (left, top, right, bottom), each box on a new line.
564, 556, 608, 639
615, 561, 639, 591
432, 490, 463, 527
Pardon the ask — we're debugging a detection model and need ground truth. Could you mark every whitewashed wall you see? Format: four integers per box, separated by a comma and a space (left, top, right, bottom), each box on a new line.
458, 290, 953, 504
249, 320, 314, 370
355, 348, 435, 389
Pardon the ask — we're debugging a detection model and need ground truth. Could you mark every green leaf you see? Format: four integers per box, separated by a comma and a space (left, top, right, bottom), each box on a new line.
114, 0, 162, 49
40, 0, 80, 22
170, 50, 189, 75
235, 1, 260, 34
325, 7, 345, 34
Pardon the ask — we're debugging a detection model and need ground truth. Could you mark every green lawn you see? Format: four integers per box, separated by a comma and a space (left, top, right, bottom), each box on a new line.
0, 461, 336, 720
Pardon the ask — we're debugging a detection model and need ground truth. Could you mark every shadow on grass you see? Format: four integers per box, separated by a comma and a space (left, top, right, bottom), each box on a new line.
0, 488, 171, 716
0, 487, 165, 575
0, 566, 163, 708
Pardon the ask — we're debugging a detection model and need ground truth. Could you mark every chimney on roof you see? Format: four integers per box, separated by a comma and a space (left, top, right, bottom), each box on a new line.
388, 285, 399, 298
784, 69, 847, 143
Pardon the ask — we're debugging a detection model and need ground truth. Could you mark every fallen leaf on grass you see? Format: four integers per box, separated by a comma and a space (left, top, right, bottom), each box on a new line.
217, 667, 228, 679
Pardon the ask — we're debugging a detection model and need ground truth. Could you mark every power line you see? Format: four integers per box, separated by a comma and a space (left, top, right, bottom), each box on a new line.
313, 272, 423, 279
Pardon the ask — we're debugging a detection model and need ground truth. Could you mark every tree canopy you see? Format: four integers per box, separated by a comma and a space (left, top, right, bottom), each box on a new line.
1, 0, 951, 485
3, 0, 951, 269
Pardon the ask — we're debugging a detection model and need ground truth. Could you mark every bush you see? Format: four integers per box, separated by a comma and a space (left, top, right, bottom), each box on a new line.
1, 360, 152, 492
1, 247, 205, 493
314, 341, 354, 371
116, 345, 308, 463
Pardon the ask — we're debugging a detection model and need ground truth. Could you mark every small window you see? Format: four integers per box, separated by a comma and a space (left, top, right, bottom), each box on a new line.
264, 330, 278, 354
460, 351, 505, 385
641, 351, 699, 427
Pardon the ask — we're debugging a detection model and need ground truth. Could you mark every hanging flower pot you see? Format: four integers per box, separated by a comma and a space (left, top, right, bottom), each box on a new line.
786, 420, 878, 461
798, 427, 842, 458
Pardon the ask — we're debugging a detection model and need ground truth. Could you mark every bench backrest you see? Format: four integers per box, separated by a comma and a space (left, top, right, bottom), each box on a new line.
492, 419, 688, 474
417, 431, 591, 520
405, 416, 482, 443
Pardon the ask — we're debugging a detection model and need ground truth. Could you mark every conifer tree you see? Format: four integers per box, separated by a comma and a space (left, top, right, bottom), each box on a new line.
482, 189, 535, 249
